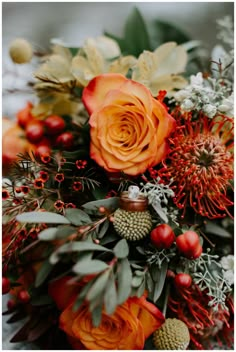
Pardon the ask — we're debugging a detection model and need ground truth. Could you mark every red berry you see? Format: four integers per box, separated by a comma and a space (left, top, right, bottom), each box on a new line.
45, 115, 65, 135
17, 102, 34, 128
18, 290, 30, 303
174, 273, 192, 289
150, 224, 175, 249
2, 277, 10, 294
26, 120, 44, 143
176, 231, 202, 259
56, 132, 74, 149
35, 144, 51, 158
7, 299, 16, 311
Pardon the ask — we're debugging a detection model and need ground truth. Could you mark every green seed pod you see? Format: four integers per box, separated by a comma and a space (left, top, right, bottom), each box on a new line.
153, 318, 190, 350
113, 191, 152, 241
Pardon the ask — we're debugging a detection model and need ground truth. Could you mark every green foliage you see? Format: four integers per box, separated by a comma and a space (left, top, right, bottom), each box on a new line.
73, 260, 109, 275
105, 7, 190, 57
35, 260, 53, 287
16, 211, 70, 224
82, 197, 119, 213
113, 239, 129, 259
117, 258, 132, 304
105, 7, 151, 57
64, 208, 92, 226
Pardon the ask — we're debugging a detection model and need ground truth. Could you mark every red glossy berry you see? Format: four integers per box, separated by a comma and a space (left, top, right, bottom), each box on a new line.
35, 144, 51, 158
17, 102, 34, 128
7, 299, 16, 311
2, 277, 10, 294
174, 273, 192, 289
45, 115, 66, 135
26, 120, 44, 143
56, 132, 74, 149
176, 231, 202, 259
18, 290, 30, 303
150, 224, 175, 249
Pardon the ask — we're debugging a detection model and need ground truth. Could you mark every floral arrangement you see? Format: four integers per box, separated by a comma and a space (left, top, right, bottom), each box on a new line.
2, 8, 234, 350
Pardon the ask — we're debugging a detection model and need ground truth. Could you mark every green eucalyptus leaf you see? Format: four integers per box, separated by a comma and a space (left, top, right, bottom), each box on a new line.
205, 222, 232, 238
91, 304, 103, 327
132, 275, 144, 288
100, 232, 119, 245
73, 280, 95, 312
104, 273, 117, 315
117, 258, 132, 304
82, 197, 119, 213
136, 279, 146, 298
73, 260, 109, 275
65, 208, 92, 226
55, 226, 77, 239
152, 261, 168, 302
113, 239, 129, 259
98, 220, 110, 239
16, 211, 70, 224
49, 241, 111, 265
35, 260, 53, 287
87, 270, 110, 302
38, 228, 58, 241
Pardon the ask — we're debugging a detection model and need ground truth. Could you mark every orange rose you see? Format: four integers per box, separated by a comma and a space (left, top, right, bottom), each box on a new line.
82, 73, 175, 176
2, 119, 36, 175
49, 277, 165, 350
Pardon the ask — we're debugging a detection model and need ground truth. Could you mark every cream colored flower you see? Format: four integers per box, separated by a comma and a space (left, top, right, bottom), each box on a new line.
71, 36, 136, 86
132, 42, 188, 96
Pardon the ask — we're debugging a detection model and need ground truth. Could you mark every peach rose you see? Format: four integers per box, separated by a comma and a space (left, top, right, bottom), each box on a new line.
82, 73, 175, 176
49, 276, 164, 350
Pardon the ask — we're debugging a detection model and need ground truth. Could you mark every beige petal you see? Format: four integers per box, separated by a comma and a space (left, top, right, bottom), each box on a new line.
109, 55, 137, 75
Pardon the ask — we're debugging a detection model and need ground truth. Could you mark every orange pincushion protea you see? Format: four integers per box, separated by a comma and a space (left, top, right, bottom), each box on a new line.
159, 113, 234, 219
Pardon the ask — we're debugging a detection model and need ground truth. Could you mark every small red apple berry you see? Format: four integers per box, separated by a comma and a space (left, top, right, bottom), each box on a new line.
26, 120, 44, 143
2, 277, 10, 294
174, 273, 192, 289
150, 224, 175, 249
45, 115, 66, 135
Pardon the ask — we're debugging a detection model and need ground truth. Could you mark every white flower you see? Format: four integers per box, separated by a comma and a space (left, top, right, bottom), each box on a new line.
132, 42, 188, 96
223, 270, 234, 286
203, 103, 217, 118
190, 72, 203, 87
218, 92, 234, 115
220, 255, 234, 271
174, 89, 190, 102
181, 98, 195, 111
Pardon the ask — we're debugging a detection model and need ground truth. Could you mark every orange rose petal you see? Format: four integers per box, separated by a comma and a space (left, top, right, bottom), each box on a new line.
152, 99, 176, 146
121, 79, 153, 116
128, 295, 165, 338
82, 73, 127, 114
59, 302, 80, 337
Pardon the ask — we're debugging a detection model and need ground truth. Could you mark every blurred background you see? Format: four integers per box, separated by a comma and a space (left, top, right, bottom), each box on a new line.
2, 2, 234, 118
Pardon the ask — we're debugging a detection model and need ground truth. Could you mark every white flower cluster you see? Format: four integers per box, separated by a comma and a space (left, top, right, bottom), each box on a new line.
140, 177, 175, 223
174, 72, 233, 118
220, 254, 234, 286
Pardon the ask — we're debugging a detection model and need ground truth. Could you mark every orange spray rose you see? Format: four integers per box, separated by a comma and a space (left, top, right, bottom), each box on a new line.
49, 276, 165, 350
82, 73, 175, 176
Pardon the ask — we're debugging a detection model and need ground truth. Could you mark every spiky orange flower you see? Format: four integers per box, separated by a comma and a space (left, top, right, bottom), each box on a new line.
159, 114, 234, 219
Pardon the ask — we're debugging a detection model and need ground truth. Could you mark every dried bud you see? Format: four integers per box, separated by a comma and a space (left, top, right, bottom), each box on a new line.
9, 38, 33, 64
